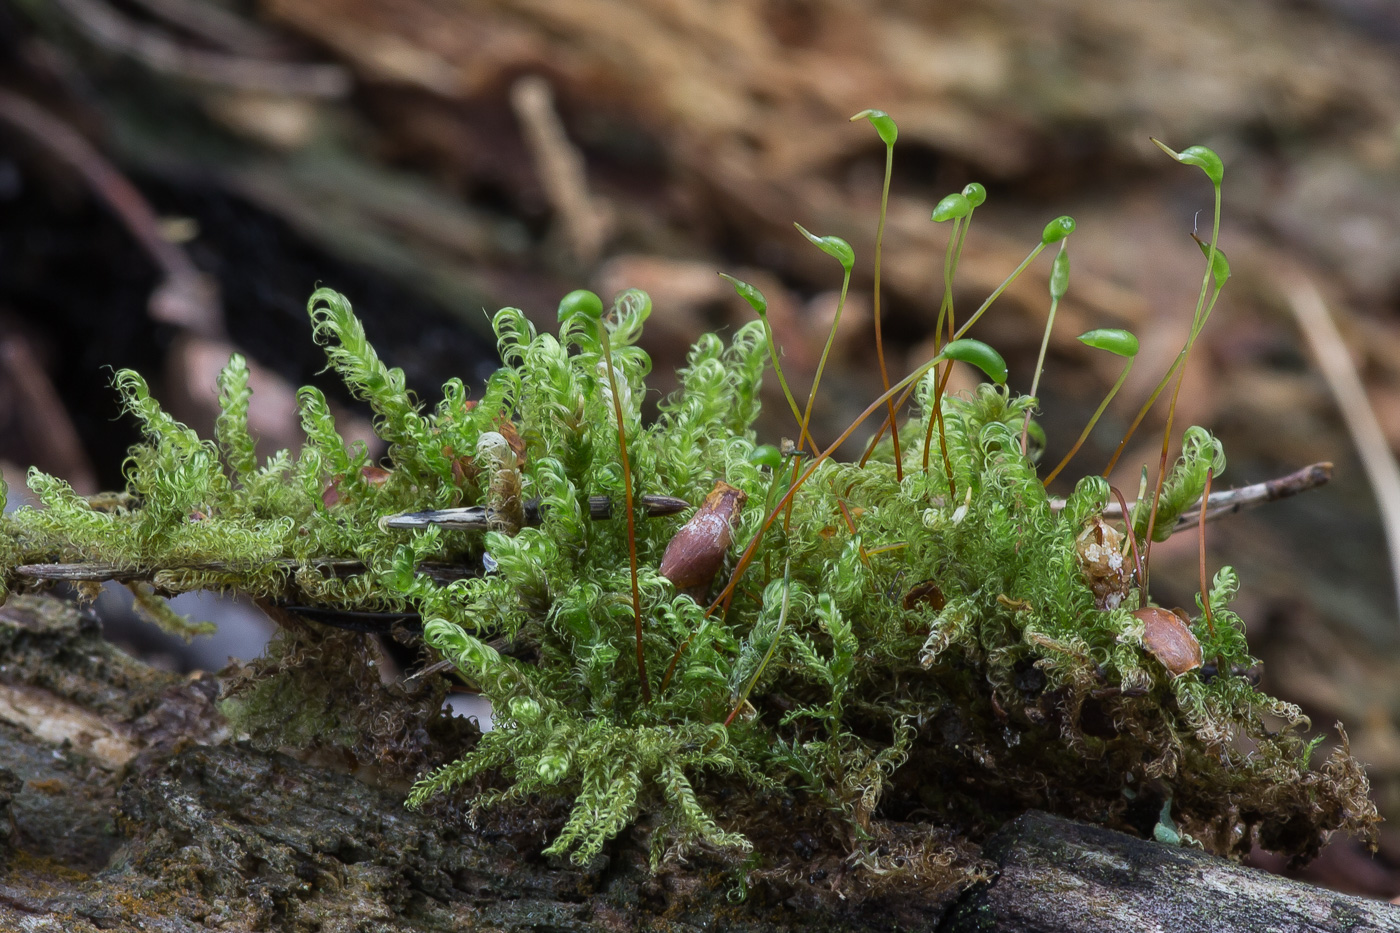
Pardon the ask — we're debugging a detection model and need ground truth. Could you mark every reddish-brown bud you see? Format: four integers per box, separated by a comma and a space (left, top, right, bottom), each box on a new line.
902, 580, 946, 612
322, 464, 392, 508
361, 464, 392, 485
494, 418, 527, 467
659, 481, 747, 590
1133, 606, 1203, 676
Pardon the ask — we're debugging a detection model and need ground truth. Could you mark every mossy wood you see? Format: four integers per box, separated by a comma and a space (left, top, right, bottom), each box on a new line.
1, 596, 1395, 932
0, 279, 1377, 882
0, 123, 1383, 888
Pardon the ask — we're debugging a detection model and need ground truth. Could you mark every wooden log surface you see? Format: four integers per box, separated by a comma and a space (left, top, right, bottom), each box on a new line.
944, 811, 1400, 933
0, 594, 1396, 932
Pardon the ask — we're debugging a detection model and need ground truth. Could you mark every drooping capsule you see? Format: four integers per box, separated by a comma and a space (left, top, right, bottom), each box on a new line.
659, 481, 747, 590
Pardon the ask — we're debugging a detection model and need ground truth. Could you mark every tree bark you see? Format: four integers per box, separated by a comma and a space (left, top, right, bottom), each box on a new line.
0, 595, 1395, 932
943, 812, 1400, 933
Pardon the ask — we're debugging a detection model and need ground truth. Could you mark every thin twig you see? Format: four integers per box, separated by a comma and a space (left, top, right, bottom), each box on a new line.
0, 332, 98, 494
1066, 462, 1333, 534
1280, 273, 1400, 617
381, 493, 689, 531
404, 659, 458, 682
14, 558, 480, 586
0, 90, 223, 338
19, 462, 1323, 588
273, 603, 422, 634
511, 75, 612, 265
52, 0, 349, 97
382, 462, 1324, 539
126, 0, 291, 58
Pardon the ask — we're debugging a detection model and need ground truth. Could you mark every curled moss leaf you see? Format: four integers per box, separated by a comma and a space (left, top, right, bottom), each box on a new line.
509, 696, 543, 724
215, 354, 257, 483
1064, 474, 1110, 528
1136, 426, 1227, 542
608, 288, 654, 349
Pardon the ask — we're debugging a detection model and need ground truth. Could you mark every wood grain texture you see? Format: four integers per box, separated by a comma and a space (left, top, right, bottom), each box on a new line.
945, 811, 1400, 932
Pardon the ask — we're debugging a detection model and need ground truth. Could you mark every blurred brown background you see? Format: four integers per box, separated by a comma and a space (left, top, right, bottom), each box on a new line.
2, 0, 1399, 898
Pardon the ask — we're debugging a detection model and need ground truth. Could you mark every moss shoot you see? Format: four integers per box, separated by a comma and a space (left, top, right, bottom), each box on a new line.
0, 134, 1378, 887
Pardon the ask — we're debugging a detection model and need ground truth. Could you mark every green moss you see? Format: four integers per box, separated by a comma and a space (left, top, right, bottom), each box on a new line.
0, 174, 1378, 880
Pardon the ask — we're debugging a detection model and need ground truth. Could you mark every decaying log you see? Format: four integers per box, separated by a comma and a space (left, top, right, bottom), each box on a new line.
0, 595, 1395, 932
942, 812, 1400, 933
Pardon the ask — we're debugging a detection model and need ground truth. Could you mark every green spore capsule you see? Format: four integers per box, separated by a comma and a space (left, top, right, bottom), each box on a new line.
1152, 139, 1224, 186
793, 223, 855, 271
1041, 215, 1076, 244
850, 108, 898, 147
938, 338, 1007, 385
1077, 327, 1140, 358
932, 193, 972, 223
558, 289, 604, 323
719, 273, 767, 316
747, 444, 782, 470
1192, 234, 1231, 290
1049, 245, 1071, 301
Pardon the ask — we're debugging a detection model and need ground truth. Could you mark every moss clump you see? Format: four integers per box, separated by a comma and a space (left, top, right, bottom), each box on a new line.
220, 623, 474, 782
0, 177, 1378, 884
